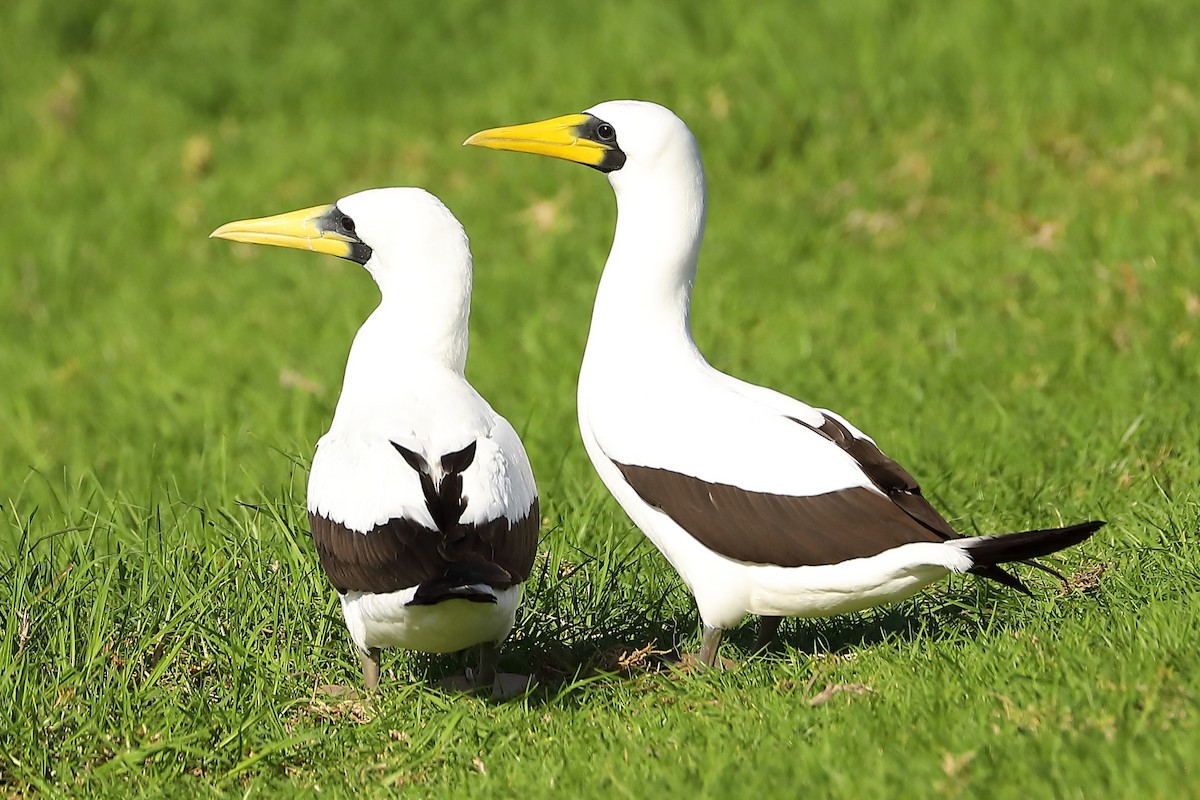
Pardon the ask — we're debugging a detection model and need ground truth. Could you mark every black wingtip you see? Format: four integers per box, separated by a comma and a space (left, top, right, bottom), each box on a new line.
1019, 558, 1067, 582
441, 441, 477, 475
969, 564, 1033, 596
391, 441, 428, 474
1051, 519, 1106, 550
965, 519, 1104, 570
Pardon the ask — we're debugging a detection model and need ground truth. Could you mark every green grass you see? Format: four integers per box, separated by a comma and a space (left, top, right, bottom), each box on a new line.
2, 0, 1199, 795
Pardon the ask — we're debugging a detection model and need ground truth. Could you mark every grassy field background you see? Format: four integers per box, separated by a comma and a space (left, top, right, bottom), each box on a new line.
2, 0, 1199, 796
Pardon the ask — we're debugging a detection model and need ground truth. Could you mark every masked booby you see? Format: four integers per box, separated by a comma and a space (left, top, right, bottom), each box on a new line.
466, 101, 1102, 667
211, 188, 539, 690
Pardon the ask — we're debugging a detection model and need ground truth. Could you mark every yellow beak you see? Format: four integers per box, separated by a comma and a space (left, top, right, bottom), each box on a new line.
210, 204, 357, 259
464, 113, 610, 168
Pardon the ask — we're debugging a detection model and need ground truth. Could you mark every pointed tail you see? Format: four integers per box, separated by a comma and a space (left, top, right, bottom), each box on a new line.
954, 520, 1105, 594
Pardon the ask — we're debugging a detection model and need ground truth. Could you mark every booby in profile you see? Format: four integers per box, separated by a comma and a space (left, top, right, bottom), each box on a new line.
466, 102, 1102, 666
211, 188, 539, 690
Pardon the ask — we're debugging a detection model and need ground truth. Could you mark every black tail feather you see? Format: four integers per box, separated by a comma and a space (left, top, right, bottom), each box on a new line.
407, 560, 511, 607
407, 583, 498, 606
964, 520, 1104, 591
966, 520, 1104, 564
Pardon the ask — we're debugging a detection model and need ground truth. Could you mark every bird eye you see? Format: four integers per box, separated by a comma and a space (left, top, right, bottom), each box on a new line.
596, 122, 616, 142
341, 215, 356, 233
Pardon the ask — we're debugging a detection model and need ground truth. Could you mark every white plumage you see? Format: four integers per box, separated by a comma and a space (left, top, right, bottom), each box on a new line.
467, 101, 1100, 665
213, 188, 538, 688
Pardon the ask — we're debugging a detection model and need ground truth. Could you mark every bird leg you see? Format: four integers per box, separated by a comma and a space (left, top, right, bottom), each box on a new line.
697, 625, 725, 668
477, 641, 533, 698
476, 641, 498, 688
755, 616, 783, 653
438, 645, 510, 695
361, 648, 381, 690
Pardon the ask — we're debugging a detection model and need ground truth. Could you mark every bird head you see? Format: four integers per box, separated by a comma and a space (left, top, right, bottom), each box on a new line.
464, 100, 701, 189
210, 187, 470, 295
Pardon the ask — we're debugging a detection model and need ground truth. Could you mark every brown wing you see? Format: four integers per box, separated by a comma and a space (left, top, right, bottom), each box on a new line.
805, 415, 959, 540
610, 410, 969, 567
470, 496, 540, 584
310, 438, 539, 596
310, 502, 539, 595
614, 462, 945, 567
801, 415, 1033, 591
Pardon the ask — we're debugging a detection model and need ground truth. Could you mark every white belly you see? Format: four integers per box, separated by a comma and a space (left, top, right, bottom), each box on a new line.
742, 544, 965, 620
339, 586, 521, 653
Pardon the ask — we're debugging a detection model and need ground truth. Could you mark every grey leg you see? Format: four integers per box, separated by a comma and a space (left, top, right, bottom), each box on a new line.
480, 641, 534, 698
756, 615, 783, 652
698, 625, 724, 668
476, 641, 498, 688
361, 648, 381, 690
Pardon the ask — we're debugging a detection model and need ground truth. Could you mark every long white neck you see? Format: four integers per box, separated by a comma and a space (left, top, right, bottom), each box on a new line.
583, 152, 708, 369
332, 257, 471, 425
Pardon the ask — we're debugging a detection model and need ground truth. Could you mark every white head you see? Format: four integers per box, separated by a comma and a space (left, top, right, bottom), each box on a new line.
211, 187, 474, 368
464, 99, 705, 199
582, 101, 703, 192
335, 188, 471, 300
213, 187, 470, 295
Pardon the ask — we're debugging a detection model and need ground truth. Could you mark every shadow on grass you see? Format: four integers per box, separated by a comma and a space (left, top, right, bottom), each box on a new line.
743, 575, 1064, 662
394, 536, 690, 702
286, 513, 1105, 705
402, 581, 1031, 706
746, 601, 979, 658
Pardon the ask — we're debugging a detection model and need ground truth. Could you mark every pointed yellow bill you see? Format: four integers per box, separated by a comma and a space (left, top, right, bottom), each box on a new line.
210, 204, 355, 259
464, 113, 610, 167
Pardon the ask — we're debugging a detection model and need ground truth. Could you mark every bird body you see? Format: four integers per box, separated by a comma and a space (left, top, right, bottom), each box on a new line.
212, 188, 537, 687
308, 354, 536, 656
467, 102, 1100, 662
578, 354, 973, 629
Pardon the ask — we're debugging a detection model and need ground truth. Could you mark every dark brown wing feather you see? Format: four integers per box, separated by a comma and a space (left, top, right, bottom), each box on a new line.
615, 411, 1088, 591
611, 411, 970, 568
806, 415, 1032, 587
310, 501, 539, 595
310, 439, 539, 596
614, 462, 943, 567
806, 415, 958, 540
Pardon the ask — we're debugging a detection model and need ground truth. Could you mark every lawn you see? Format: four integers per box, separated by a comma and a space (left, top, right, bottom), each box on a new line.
2, 0, 1198, 796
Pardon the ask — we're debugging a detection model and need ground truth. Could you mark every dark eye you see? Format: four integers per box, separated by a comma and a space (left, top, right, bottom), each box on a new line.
596, 122, 616, 142
341, 215, 356, 233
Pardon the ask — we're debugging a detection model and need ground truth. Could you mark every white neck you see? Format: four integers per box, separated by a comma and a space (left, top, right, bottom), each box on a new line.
332, 256, 471, 424
584, 154, 708, 369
